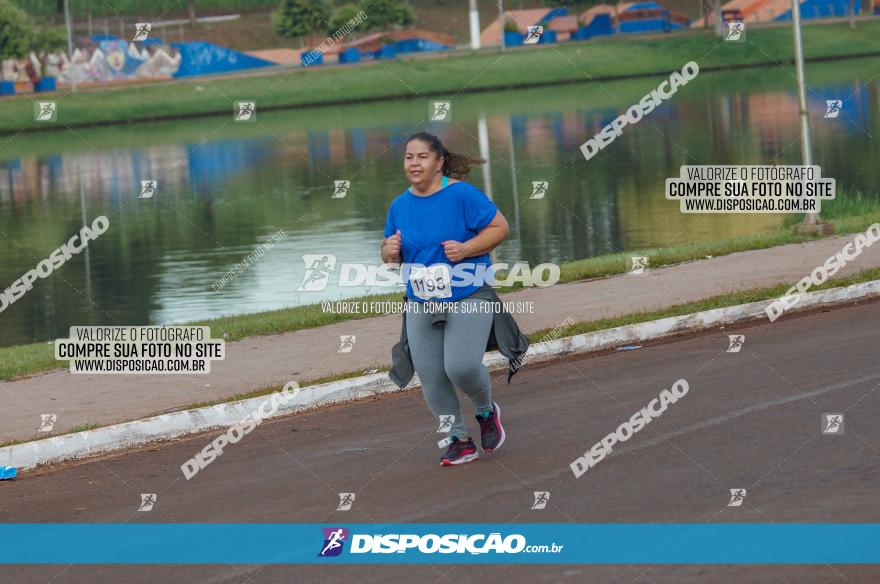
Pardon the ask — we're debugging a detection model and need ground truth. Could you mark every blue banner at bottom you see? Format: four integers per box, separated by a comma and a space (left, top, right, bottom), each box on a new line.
0, 524, 878, 564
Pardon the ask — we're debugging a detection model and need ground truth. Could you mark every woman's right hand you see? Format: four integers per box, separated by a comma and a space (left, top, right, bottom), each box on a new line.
382, 229, 402, 263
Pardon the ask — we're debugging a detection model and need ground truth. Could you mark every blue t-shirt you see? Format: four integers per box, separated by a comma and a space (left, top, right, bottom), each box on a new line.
384, 180, 498, 302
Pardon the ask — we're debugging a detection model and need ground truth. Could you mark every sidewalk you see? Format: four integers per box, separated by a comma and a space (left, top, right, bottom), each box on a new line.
2, 234, 878, 444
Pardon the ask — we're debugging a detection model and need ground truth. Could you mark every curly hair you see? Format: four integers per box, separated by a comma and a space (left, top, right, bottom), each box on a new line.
405, 132, 485, 180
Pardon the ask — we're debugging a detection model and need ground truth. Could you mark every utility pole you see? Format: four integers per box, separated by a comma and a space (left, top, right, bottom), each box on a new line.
498, 0, 505, 49
478, 113, 497, 264
791, 0, 829, 233
792, 0, 811, 171
63, 0, 76, 92
469, 0, 481, 50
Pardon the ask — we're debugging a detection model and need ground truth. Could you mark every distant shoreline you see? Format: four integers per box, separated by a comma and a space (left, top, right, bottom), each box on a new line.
3, 20, 879, 135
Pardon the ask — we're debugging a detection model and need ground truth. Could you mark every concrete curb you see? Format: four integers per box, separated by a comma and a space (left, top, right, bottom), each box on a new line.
513, 279, 880, 368
3, 279, 878, 471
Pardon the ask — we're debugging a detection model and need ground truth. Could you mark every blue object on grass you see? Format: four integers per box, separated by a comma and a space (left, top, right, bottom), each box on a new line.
1, 466, 17, 480
339, 47, 360, 64
301, 50, 323, 66
34, 76, 56, 92
377, 44, 397, 59
503, 31, 525, 46
538, 29, 557, 44
171, 41, 274, 78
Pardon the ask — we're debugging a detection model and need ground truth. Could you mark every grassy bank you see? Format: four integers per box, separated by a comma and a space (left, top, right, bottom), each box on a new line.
5, 20, 880, 134
5, 262, 879, 449
2, 193, 878, 381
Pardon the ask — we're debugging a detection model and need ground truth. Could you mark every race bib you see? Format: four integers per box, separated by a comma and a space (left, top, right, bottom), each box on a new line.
410, 265, 452, 300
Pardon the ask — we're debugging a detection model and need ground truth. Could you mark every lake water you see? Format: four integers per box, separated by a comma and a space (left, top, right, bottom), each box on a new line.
1, 57, 878, 347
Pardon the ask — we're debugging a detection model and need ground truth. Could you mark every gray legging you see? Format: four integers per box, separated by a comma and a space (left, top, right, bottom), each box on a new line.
405, 297, 494, 440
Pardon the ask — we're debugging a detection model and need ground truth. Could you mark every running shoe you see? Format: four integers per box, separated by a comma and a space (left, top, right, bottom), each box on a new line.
476, 402, 506, 453
440, 437, 479, 466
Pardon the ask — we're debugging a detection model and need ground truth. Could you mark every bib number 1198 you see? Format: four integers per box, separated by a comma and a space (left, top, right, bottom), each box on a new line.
410, 265, 452, 300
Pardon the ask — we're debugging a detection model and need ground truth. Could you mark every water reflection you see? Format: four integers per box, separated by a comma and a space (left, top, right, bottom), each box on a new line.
1, 59, 879, 346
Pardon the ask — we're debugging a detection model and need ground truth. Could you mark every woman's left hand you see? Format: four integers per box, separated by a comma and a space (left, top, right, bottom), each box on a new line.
441, 240, 470, 263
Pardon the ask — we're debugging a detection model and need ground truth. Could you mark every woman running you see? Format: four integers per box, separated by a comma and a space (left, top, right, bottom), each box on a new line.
381, 132, 510, 466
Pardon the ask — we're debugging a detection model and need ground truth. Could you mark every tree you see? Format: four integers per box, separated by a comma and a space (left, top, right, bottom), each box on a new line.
188, 0, 197, 27
327, 3, 361, 34
358, 0, 414, 31
29, 25, 66, 78
0, 0, 33, 79
273, 0, 331, 47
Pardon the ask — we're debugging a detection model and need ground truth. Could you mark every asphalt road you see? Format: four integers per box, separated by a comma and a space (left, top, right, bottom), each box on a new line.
3, 299, 880, 583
